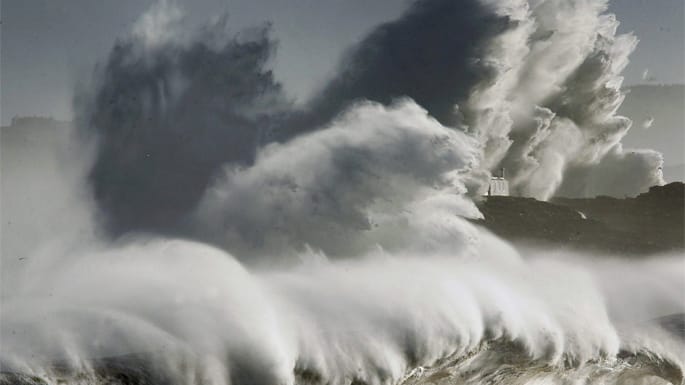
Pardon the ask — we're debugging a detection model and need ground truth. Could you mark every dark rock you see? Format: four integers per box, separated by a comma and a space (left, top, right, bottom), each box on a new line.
472, 183, 684, 255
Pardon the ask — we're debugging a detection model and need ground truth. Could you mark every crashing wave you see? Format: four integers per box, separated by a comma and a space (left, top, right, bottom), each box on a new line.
2, 325, 683, 385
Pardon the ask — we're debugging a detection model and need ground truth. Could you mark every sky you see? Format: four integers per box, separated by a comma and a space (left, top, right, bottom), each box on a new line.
0, 0, 683, 125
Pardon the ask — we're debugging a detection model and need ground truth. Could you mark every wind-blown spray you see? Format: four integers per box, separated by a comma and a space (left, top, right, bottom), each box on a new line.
79, 0, 665, 237
1, 239, 684, 384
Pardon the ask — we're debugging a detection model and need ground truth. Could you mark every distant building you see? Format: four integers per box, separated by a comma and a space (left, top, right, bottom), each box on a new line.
487, 168, 509, 196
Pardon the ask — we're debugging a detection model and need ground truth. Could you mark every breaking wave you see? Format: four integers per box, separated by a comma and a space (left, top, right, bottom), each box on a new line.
1, 240, 684, 384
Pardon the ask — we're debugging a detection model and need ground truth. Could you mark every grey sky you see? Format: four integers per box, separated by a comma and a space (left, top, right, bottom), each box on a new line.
1, 0, 683, 125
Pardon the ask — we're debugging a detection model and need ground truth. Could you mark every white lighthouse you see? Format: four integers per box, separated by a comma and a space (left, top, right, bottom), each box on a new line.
487, 168, 509, 196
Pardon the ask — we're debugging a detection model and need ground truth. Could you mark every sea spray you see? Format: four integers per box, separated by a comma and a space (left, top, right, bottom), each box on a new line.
2, 239, 683, 384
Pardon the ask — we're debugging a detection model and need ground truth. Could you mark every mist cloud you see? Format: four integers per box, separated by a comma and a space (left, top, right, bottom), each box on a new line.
194, 100, 482, 260
282, 0, 510, 134
0, 118, 98, 294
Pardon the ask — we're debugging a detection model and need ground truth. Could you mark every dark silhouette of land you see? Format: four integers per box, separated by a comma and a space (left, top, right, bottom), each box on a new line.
473, 182, 684, 255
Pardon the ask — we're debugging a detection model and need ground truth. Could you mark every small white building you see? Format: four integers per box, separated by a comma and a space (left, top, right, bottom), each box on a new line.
486, 168, 509, 197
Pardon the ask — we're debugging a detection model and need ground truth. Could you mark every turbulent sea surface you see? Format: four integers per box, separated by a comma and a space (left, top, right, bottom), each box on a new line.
2, 241, 684, 385
2, 322, 684, 385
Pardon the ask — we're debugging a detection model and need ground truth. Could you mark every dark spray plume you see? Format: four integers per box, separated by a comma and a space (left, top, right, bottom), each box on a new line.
80, 2, 291, 236
283, 0, 511, 134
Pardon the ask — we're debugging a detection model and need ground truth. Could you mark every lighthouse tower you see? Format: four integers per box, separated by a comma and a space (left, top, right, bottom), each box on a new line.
487, 168, 509, 197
